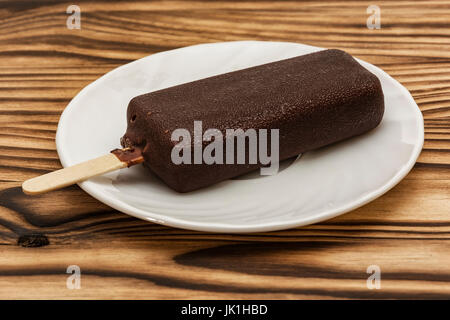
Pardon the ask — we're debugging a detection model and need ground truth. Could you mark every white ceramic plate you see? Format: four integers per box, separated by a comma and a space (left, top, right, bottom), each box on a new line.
56, 41, 424, 233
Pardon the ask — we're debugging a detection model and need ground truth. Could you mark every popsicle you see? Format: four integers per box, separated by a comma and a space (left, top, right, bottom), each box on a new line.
22, 49, 384, 195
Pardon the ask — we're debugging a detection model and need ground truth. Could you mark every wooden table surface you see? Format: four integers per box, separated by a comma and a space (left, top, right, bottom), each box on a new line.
0, 0, 449, 299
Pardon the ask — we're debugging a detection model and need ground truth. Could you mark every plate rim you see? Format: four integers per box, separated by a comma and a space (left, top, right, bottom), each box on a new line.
56, 40, 424, 233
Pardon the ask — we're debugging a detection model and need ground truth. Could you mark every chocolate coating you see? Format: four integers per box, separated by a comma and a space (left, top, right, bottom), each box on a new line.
121, 49, 384, 192
111, 147, 144, 167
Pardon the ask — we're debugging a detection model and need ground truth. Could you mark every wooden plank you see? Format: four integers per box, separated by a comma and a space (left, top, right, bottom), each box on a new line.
0, 0, 449, 299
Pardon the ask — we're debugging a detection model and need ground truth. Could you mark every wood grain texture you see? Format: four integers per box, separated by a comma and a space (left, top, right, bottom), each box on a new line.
0, 0, 449, 299
22, 153, 129, 195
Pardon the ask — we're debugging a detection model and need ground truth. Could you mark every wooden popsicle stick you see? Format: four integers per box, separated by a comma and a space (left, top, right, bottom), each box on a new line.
22, 148, 144, 195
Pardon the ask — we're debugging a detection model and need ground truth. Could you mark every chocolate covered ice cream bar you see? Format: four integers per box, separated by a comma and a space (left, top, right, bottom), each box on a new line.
121, 49, 384, 192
